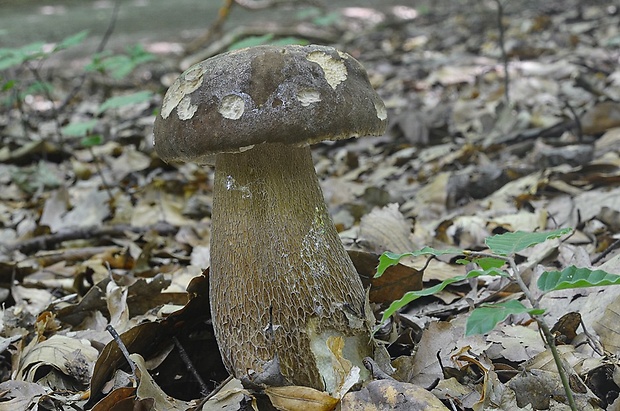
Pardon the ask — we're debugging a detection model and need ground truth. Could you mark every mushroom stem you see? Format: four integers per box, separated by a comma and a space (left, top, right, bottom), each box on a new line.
210, 142, 372, 392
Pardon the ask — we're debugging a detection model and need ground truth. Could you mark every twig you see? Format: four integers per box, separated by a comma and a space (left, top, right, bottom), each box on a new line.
106, 324, 137, 376
172, 336, 210, 396
4, 222, 178, 254
493, 0, 510, 104
592, 238, 620, 265
87, 146, 115, 202
563, 101, 583, 142
185, 0, 236, 55
204, 375, 233, 401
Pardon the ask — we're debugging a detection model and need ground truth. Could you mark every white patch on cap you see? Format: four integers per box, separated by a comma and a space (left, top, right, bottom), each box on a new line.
161, 64, 205, 119
297, 88, 321, 107
374, 101, 387, 120
306, 51, 348, 90
218, 94, 245, 120
177, 95, 198, 120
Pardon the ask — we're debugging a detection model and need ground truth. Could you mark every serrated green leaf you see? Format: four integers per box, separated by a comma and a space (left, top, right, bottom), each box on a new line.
537, 265, 620, 292
97, 91, 153, 113
465, 300, 544, 335
61, 120, 98, 137
376, 247, 462, 277
380, 270, 483, 323
485, 228, 572, 256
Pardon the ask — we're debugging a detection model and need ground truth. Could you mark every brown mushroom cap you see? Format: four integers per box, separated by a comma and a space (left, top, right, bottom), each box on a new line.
154, 44, 387, 163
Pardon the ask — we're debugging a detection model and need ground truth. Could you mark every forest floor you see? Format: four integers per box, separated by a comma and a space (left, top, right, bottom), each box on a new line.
1, 1, 620, 410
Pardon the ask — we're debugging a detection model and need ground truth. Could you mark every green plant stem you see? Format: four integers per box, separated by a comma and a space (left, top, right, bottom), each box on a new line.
537, 318, 578, 410
466, 251, 578, 410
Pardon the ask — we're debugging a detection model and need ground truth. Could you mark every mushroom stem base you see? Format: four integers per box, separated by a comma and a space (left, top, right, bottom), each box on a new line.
210, 143, 372, 392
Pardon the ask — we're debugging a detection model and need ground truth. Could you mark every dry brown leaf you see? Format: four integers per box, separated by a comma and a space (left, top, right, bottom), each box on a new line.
16, 334, 98, 387
341, 379, 449, 411
348, 250, 422, 304
0, 380, 50, 411
581, 101, 620, 135
265, 385, 339, 411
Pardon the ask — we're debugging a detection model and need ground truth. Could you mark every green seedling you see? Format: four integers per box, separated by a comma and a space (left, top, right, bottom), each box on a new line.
376, 228, 619, 410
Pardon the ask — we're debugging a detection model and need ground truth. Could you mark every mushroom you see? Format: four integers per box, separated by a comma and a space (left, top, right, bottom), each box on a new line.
154, 45, 387, 393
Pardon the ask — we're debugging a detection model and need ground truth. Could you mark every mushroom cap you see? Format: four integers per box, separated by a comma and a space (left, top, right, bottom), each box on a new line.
154, 44, 387, 164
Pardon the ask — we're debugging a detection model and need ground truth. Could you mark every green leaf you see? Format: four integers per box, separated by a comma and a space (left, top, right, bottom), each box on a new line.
61, 119, 98, 137
2, 79, 16, 92
485, 228, 572, 256
537, 265, 620, 292
475, 257, 506, 270
0, 42, 45, 70
228, 34, 275, 51
467, 266, 510, 278
53, 30, 88, 52
80, 135, 103, 147
376, 247, 462, 277
97, 91, 153, 113
86, 46, 155, 79
380, 270, 483, 323
465, 300, 545, 335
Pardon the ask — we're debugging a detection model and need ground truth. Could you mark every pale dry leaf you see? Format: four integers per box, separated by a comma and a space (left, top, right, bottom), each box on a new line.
16, 335, 98, 384
341, 379, 449, 411
106, 278, 130, 333
131, 353, 193, 411
39, 187, 70, 232
131, 184, 192, 227
486, 325, 545, 363
431, 377, 474, 406
202, 378, 254, 411
358, 203, 413, 254
265, 385, 339, 411
0, 380, 49, 411
61, 188, 110, 229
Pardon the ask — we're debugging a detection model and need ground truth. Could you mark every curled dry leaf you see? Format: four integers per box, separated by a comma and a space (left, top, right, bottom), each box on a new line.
265, 386, 339, 411
16, 335, 98, 388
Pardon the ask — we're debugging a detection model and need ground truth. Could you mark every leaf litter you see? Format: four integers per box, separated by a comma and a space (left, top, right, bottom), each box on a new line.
1, 0, 620, 410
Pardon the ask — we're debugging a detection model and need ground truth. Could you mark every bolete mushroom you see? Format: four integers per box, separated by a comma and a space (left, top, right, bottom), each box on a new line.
154, 45, 387, 393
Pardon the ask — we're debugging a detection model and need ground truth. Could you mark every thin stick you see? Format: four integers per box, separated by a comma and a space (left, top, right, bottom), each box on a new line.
106, 324, 137, 376
172, 336, 210, 397
4, 222, 177, 254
